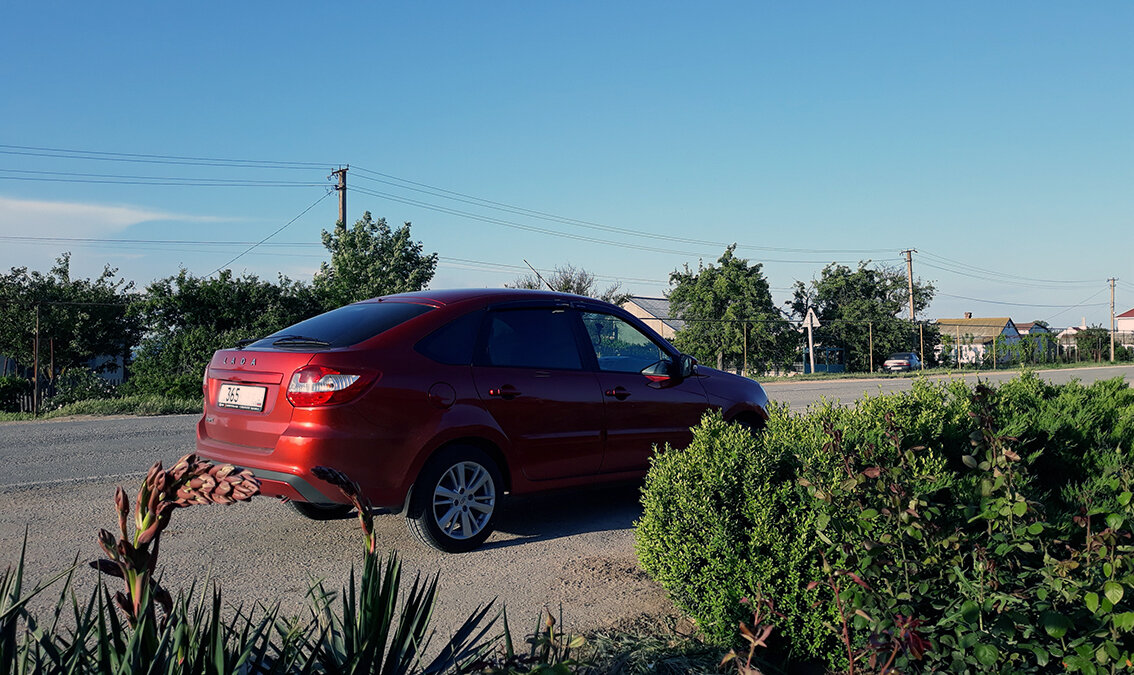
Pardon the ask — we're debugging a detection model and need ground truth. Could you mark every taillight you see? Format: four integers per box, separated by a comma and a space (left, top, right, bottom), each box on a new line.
286, 365, 373, 407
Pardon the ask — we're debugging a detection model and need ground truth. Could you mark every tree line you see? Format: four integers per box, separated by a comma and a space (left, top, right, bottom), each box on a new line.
4, 212, 1116, 407
0, 213, 436, 399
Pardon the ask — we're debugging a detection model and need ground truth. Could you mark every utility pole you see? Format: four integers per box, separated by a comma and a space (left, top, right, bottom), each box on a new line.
1110, 277, 1118, 362
330, 166, 348, 225
902, 249, 919, 365
869, 321, 874, 372
743, 322, 748, 378
33, 305, 39, 417
902, 249, 917, 322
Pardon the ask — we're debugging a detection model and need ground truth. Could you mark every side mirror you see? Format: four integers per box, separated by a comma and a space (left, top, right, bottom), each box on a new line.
640, 359, 674, 382
641, 355, 696, 383
680, 354, 696, 378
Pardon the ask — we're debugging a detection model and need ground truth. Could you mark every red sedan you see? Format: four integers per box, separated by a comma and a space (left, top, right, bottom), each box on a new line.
197, 288, 768, 552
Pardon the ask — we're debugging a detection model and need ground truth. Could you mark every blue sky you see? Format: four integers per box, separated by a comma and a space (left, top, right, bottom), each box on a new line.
2, 2, 1131, 327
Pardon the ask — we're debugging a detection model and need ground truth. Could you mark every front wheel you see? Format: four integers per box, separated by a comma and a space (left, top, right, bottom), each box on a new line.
407, 446, 502, 553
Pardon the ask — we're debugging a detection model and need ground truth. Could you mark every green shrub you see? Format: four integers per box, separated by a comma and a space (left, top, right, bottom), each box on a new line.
635, 409, 832, 664
638, 374, 1134, 673
0, 375, 29, 413
43, 367, 117, 409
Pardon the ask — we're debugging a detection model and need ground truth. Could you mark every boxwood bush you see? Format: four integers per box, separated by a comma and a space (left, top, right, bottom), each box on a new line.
636, 373, 1134, 673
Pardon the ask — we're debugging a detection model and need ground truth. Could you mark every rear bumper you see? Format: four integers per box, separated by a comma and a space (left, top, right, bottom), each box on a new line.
196, 416, 408, 509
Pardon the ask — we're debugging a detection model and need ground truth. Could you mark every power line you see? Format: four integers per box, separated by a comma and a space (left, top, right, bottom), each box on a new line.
0, 175, 326, 188
208, 192, 333, 276
920, 249, 1097, 286
0, 143, 331, 169
935, 291, 1109, 309
1044, 287, 1112, 322
352, 164, 892, 257
0, 167, 326, 185
352, 183, 900, 265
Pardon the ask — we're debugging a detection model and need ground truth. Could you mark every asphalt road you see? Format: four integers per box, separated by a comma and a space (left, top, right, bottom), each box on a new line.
2, 364, 1131, 641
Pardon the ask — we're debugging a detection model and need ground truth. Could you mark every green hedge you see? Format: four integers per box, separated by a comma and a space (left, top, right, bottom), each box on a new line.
636, 373, 1134, 673
0, 375, 30, 412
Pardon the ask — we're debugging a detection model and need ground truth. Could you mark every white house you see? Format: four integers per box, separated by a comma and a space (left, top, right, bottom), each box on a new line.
621, 296, 685, 340
1117, 308, 1134, 348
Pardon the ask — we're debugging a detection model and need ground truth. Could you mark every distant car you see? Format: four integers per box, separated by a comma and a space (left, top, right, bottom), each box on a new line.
196, 288, 769, 552
882, 352, 921, 372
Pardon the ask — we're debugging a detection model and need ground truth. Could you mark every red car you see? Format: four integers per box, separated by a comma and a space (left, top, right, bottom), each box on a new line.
196, 289, 768, 552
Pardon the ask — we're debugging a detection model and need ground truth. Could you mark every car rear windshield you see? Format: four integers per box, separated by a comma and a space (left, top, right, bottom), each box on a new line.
246, 302, 434, 350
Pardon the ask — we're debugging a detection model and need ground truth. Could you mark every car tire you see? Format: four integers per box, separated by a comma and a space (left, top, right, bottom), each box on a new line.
407, 446, 502, 553
290, 501, 353, 520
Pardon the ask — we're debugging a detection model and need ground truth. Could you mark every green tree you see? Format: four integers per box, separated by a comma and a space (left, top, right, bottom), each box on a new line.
668, 246, 790, 374
126, 270, 321, 397
789, 262, 936, 372
0, 253, 140, 378
313, 213, 438, 310
1075, 325, 1110, 362
509, 263, 630, 304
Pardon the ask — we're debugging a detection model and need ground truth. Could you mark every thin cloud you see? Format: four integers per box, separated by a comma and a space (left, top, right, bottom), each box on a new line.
0, 196, 231, 238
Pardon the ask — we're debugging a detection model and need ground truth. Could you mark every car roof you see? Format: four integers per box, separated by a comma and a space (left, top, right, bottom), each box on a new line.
358, 288, 601, 307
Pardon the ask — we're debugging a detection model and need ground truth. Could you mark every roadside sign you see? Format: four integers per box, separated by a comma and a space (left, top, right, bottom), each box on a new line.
803, 308, 819, 374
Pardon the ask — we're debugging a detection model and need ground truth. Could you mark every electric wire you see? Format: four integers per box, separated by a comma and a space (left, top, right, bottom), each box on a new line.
0, 144, 331, 169
0, 175, 326, 187
920, 249, 1098, 286
1042, 287, 1112, 322
352, 184, 900, 265
918, 260, 1098, 290
352, 165, 892, 256
934, 291, 1108, 309
208, 192, 332, 276
0, 168, 326, 186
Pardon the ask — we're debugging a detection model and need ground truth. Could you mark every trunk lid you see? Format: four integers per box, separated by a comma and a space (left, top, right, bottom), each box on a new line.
203, 349, 314, 450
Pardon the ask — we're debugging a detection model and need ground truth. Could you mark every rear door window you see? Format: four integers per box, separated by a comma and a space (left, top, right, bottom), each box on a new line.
480, 308, 583, 370
249, 302, 433, 349
415, 309, 484, 365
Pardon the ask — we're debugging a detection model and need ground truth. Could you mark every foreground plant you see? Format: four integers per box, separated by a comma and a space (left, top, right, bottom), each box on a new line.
91, 453, 259, 627
721, 596, 783, 675
309, 465, 496, 674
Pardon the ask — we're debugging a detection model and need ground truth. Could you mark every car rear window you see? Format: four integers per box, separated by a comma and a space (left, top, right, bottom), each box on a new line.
248, 302, 434, 349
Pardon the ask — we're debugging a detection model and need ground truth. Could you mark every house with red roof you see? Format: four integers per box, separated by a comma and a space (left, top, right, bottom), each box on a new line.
1118, 307, 1134, 334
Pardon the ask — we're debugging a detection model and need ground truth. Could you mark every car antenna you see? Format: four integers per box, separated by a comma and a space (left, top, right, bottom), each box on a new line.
523, 259, 555, 291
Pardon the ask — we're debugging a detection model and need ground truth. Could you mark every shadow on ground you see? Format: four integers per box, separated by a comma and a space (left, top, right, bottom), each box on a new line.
483, 482, 644, 550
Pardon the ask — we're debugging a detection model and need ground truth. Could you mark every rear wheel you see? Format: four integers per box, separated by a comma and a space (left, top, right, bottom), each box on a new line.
407, 446, 502, 553
290, 501, 353, 520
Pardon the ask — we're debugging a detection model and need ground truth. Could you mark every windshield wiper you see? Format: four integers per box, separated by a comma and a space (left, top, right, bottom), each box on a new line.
271, 335, 331, 347
234, 338, 258, 350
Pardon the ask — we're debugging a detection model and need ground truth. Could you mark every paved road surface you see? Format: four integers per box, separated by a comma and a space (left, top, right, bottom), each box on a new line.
2, 364, 1130, 639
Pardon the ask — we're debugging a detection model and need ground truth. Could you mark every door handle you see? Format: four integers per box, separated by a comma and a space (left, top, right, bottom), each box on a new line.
604, 386, 631, 400
488, 385, 521, 400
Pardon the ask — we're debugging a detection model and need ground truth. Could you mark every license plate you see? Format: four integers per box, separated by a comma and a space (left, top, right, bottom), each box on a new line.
217, 383, 267, 411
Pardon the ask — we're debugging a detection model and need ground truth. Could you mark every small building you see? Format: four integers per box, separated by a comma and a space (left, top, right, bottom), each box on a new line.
936, 314, 1020, 365
1014, 322, 1050, 336
1117, 308, 1134, 348
1119, 308, 1134, 334
621, 296, 685, 341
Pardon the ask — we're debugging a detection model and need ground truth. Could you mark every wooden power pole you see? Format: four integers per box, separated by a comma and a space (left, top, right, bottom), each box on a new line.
902, 249, 917, 321
331, 166, 348, 225
1110, 277, 1118, 362
902, 249, 918, 362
